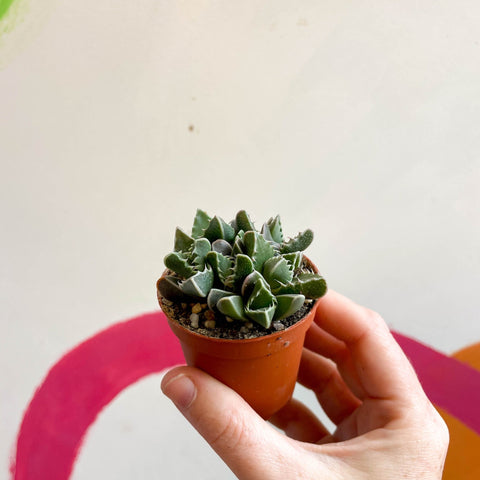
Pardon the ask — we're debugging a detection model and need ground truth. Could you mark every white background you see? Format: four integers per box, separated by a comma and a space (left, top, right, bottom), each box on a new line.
1, 1, 479, 478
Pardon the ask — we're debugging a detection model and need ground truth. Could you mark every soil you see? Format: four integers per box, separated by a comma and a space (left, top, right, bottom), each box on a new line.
160, 297, 315, 340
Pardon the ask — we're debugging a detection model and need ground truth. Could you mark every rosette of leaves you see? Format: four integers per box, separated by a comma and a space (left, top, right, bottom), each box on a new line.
157, 210, 327, 329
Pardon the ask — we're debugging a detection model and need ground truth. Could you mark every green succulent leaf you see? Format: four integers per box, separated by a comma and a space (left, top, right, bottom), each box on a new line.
266, 215, 284, 243
245, 304, 276, 328
225, 254, 254, 290
280, 229, 314, 253
232, 231, 245, 255
292, 273, 327, 299
241, 270, 263, 298
204, 216, 236, 243
191, 238, 211, 269
192, 209, 211, 238
157, 275, 186, 301
260, 223, 277, 245
164, 252, 195, 278
247, 277, 275, 310
207, 288, 235, 310
245, 277, 277, 328
235, 210, 256, 233
174, 228, 195, 252
272, 282, 295, 295
180, 265, 214, 297
211, 239, 232, 256
243, 231, 275, 271
262, 256, 294, 292
205, 251, 233, 284
273, 294, 305, 320
282, 252, 303, 270
217, 295, 248, 321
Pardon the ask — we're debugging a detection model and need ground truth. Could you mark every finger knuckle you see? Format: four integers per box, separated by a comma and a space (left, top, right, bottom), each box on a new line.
431, 408, 450, 450
208, 412, 251, 451
412, 403, 450, 454
360, 308, 390, 339
364, 308, 386, 329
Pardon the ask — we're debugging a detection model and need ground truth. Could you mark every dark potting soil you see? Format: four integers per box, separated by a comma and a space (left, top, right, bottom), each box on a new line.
160, 297, 315, 340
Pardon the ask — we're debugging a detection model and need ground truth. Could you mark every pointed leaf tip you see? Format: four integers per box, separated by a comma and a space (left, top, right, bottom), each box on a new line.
180, 265, 214, 297
174, 228, 195, 252
280, 229, 314, 253
217, 295, 248, 321
192, 209, 211, 238
235, 210, 256, 233
204, 216, 236, 243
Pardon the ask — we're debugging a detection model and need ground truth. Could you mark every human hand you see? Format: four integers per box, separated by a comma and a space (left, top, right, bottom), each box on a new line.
161, 290, 449, 479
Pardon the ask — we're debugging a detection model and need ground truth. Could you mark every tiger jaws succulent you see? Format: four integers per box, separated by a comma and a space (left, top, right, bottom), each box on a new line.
157, 210, 327, 332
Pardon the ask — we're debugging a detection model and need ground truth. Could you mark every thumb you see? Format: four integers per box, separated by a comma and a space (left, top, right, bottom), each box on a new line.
161, 366, 295, 480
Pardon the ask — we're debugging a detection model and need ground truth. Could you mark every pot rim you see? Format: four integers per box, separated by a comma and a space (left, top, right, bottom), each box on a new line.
162, 297, 320, 345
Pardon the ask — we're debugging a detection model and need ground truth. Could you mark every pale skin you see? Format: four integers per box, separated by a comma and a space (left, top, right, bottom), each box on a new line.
161, 290, 449, 479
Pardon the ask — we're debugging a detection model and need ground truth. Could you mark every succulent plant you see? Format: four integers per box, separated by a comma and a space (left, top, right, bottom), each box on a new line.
158, 210, 327, 329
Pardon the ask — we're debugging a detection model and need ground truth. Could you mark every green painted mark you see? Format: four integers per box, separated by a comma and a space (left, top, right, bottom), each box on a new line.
0, 0, 16, 20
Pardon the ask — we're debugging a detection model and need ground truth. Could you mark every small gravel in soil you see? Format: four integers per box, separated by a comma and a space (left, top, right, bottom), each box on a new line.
189, 313, 199, 328
272, 321, 285, 331
191, 303, 203, 314
161, 298, 315, 340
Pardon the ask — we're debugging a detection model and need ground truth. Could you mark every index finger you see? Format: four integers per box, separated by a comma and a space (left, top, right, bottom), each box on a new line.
312, 290, 422, 403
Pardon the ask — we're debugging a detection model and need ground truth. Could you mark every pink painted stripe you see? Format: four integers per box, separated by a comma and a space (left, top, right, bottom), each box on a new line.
393, 331, 480, 435
11, 312, 184, 480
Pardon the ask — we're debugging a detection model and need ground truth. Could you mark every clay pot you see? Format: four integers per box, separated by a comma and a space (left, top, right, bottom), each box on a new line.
157, 260, 320, 419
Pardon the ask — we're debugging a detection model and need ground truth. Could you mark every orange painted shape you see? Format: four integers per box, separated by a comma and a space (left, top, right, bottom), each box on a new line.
452, 342, 480, 367
438, 342, 480, 479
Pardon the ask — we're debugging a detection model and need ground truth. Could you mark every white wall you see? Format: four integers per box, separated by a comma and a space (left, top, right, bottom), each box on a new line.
1, 1, 479, 478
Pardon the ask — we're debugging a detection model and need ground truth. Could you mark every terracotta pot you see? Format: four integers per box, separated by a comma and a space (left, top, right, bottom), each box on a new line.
157, 259, 320, 419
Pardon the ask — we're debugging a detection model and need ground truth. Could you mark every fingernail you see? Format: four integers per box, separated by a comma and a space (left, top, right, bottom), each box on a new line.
162, 374, 196, 410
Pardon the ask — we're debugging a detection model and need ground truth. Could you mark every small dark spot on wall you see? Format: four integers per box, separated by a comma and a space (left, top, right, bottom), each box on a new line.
188, 124, 194, 132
